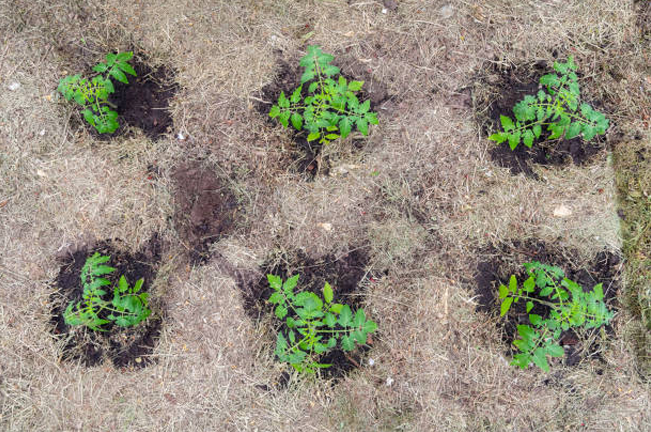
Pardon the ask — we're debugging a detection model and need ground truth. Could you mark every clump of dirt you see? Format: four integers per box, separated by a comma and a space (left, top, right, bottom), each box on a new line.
473, 59, 607, 177
110, 57, 178, 139
254, 53, 389, 178
240, 248, 376, 382
171, 162, 238, 264
50, 236, 163, 368
473, 240, 621, 367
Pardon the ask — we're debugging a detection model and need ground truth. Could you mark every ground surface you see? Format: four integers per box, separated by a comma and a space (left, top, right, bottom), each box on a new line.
1, 1, 650, 431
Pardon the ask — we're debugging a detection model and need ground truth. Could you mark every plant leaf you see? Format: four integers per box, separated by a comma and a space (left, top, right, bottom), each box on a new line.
500, 297, 513, 316
323, 282, 333, 304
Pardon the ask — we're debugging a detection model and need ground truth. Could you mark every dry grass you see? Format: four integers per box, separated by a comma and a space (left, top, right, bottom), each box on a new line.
1, 0, 650, 431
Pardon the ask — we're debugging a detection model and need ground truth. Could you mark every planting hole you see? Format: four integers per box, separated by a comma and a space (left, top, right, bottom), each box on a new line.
171, 162, 239, 264
240, 248, 376, 384
254, 54, 388, 179
473, 59, 608, 177
473, 240, 621, 367
50, 236, 163, 369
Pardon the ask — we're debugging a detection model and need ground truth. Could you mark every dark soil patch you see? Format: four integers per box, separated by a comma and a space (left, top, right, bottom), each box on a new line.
110, 57, 177, 139
240, 248, 376, 383
50, 236, 163, 369
254, 53, 389, 178
66, 54, 177, 141
171, 162, 238, 264
473, 59, 607, 177
473, 240, 621, 367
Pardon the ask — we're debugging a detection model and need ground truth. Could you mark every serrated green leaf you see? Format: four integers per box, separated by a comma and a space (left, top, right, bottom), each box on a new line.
278, 92, 289, 108
341, 336, 355, 351
508, 132, 520, 150
275, 305, 288, 319
488, 132, 508, 144
500, 115, 514, 132
526, 301, 534, 313
323, 282, 333, 304
532, 347, 550, 372
363, 320, 377, 333
500, 297, 513, 317
269, 105, 280, 118
547, 344, 565, 358
529, 313, 542, 326
353, 309, 366, 327
532, 124, 542, 139
565, 122, 582, 139
93, 63, 108, 73
539, 286, 553, 297
523, 129, 534, 148
116, 51, 133, 61
301, 70, 316, 84
307, 131, 320, 141
356, 118, 368, 136
117, 62, 137, 76
279, 111, 290, 128
291, 112, 303, 130
348, 80, 364, 91
109, 68, 128, 84
339, 305, 352, 326
498, 284, 509, 299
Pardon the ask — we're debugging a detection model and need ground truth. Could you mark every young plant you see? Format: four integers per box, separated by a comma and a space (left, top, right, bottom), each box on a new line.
64, 252, 151, 331
267, 274, 377, 374
498, 261, 614, 372
57, 52, 137, 134
488, 56, 609, 150
269, 45, 379, 145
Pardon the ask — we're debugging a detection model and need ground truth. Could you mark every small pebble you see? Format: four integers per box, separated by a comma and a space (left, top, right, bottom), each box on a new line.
440, 5, 454, 18
8, 82, 20, 91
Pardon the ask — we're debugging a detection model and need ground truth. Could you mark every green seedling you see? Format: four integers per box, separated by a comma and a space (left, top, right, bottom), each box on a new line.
269, 45, 379, 145
64, 252, 151, 331
489, 56, 609, 150
267, 274, 377, 374
57, 52, 137, 134
498, 261, 614, 372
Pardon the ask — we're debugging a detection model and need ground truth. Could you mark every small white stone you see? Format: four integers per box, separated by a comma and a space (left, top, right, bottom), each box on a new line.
368, 358, 375, 366
177, 132, 186, 140
317, 222, 333, 232
382, 8, 388, 14
386, 376, 394, 386
39, 129, 46, 136
553, 204, 572, 218
439, 5, 454, 18
8, 82, 20, 91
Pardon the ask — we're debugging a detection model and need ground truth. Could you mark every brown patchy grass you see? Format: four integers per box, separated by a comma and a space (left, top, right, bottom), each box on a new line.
1, 0, 650, 430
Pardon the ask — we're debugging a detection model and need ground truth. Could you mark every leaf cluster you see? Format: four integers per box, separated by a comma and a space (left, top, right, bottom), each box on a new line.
489, 56, 609, 150
64, 252, 151, 331
57, 52, 137, 134
498, 261, 614, 372
267, 274, 377, 374
269, 45, 378, 145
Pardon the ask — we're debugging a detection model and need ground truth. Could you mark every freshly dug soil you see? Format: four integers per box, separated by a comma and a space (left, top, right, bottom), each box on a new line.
473, 240, 621, 367
110, 57, 177, 139
171, 162, 238, 264
50, 236, 162, 368
473, 59, 607, 177
240, 248, 375, 383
